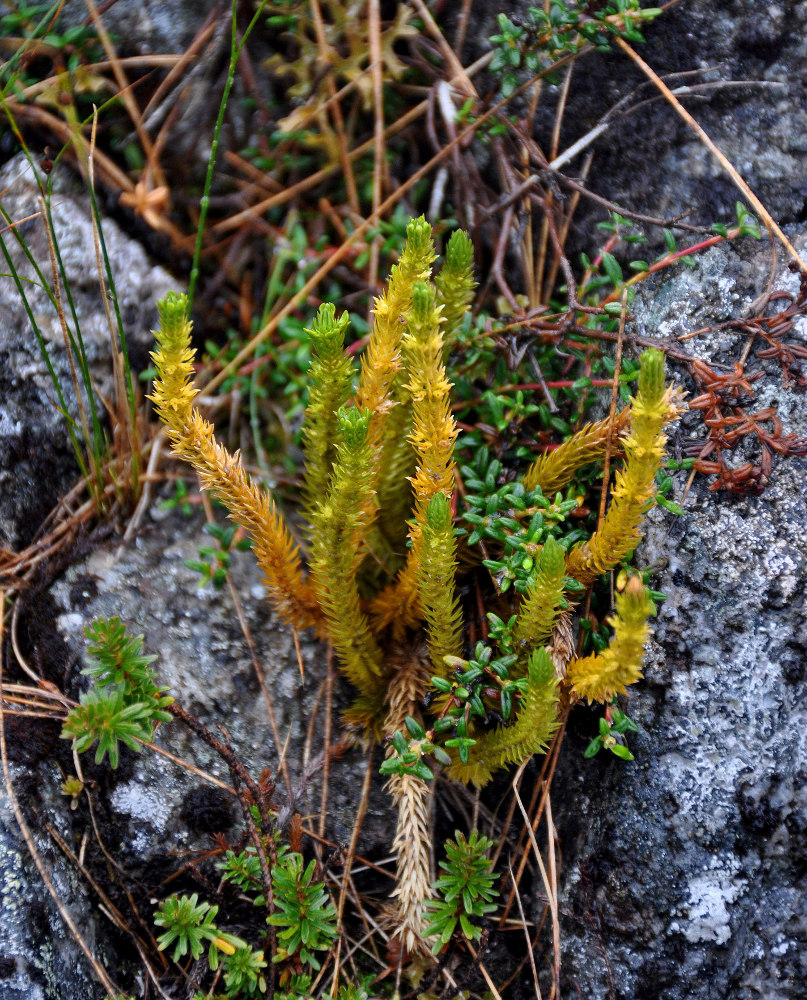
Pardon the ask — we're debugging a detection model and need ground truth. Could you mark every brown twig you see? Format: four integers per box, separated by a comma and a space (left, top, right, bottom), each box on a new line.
614, 36, 806, 272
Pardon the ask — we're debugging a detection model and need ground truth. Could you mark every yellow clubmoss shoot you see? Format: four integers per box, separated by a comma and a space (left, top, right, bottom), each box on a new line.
370, 280, 457, 631
405, 282, 457, 504
435, 229, 476, 354
149, 293, 320, 631
300, 304, 356, 532
351, 217, 437, 568
514, 535, 567, 652
523, 408, 632, 496
355, 215, 436, 443
310, 406, 386, 722
149, 292, 197, 432
419, 492, 463, 675
566, 348, 678, 585
450, 646, 559, 787
567, 576, 656, 702
374, 227, 473, 548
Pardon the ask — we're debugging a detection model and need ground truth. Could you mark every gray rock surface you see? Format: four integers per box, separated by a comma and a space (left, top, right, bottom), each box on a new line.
466, 0, 807, 255
0, 153, 176, 551
0, 0, 220, 53
2, 502, 394, 998
48, 503, 393, 861
553, 231, 807, 999
0, 773, 118, 1000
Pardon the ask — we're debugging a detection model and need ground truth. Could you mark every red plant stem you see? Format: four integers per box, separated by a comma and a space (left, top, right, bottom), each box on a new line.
601, 228, 742, 305
512, 380, 613, 390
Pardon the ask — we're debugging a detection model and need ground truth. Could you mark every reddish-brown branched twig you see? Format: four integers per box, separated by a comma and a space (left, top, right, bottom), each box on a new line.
738, 263, 807, 388
686, 359, 807, 493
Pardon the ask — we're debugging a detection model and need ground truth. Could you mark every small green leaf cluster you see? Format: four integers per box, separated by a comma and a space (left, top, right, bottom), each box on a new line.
382, 615, 537, 777
439, 642, 525, 749
459, 458, 587, 594
712, 202, 762, 240
220, 843, 339, 972
222, 945, 269, 998
268, 853, 338, 969
159, 477, 194, 516
271, 974, 314, 1000
584, 703, 638, 760
0, 4, 97, 49
598, 355, 643, 401
654, 460, 695, 516
579, 220, 647, 309
61, 618, 173, 768
596, 211, 650, 244
477, 388, 540, 438
579, 563, 666, 657
454, 96, 512, 140
185, 521, 253, 589
489, 2, 662, 97
263, 0, 299, 32
454, 350, 582, 453
424, 830, 499, 954
450, 312, 500, 380
220, 846, 265, 895
154, 893, 252, 970
450, 320, 610, 467
270, 975, 369, 1000
579, 614, 614, 655
380, 716, 453, 781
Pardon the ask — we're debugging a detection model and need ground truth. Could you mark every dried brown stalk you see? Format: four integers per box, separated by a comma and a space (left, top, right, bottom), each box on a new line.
383, 648, 433, 955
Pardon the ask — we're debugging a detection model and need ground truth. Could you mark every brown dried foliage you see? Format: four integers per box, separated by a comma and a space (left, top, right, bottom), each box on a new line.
686, 358, 807, 493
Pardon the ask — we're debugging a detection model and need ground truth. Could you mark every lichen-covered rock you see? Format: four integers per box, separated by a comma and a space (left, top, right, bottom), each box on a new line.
553, 230, 807, 999
0, 154, 176, 551
0, 792, 105, 1000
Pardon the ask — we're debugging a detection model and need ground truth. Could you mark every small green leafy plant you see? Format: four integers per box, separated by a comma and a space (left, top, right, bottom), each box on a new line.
153, 893, 250, 968
266, 852, 339, 969
220, 840, 340, 973
490, 1, 662, 97
150, 839, 339, 997
185, 521, 253, 590
153, 890, 270, 998
584, 702, 639, 761
159, 478, 194, 516
424, 830, 499, 955
61, 618, 173, 768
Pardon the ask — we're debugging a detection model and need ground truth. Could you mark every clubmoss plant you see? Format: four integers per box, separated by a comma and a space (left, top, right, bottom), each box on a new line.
61, 617, 173, 768
149, 216, 684, 951
424, 830, 499, 955
151, 843, 339, 997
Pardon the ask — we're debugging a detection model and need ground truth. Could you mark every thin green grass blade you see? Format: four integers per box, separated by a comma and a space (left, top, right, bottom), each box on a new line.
0, 228, 90, 482
41, 187, 106, 486
187, 0, 270, 313
85, 179, 141, 491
